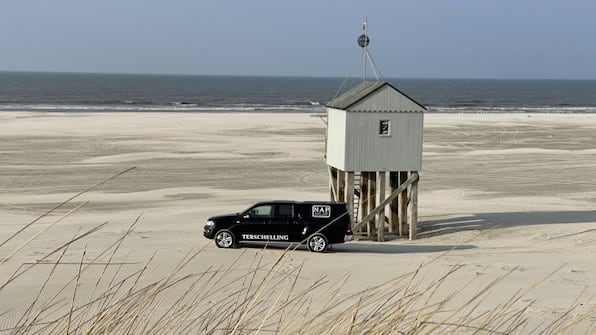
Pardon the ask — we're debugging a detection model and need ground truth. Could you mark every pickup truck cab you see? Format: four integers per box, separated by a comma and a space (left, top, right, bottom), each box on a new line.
203, 201, 353, 252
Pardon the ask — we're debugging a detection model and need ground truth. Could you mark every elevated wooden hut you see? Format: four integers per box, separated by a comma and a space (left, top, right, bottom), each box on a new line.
326, 80, 426, 240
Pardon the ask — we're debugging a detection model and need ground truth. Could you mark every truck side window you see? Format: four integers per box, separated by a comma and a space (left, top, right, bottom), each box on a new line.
276, 204, 293, 219
249, 205, 273, 218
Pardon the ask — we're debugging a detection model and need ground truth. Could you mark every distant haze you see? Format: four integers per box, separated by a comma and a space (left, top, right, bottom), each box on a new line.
1, 0, 595, 79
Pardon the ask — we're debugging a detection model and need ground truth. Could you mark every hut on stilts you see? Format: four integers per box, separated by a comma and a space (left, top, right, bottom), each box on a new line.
325, 21, 426, 240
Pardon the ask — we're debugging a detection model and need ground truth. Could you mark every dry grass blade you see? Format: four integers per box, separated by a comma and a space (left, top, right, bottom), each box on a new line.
1, 221, 108, 291
75, 215, 142, 332
274, 258, 305, 334
346, 297, 362, 335
412, 264, 464, 329
0, 201, 89, 266
14, 229, 79, 334
230, 250, 292, 335
66, 244, 86, 335
0, 166, 136, 250
421, 266, 520, 334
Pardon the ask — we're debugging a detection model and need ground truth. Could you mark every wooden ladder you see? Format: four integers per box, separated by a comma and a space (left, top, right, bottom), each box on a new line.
352, 172, 361, 223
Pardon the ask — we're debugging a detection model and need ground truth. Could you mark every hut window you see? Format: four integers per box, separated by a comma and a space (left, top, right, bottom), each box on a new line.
379, 120, 390, 136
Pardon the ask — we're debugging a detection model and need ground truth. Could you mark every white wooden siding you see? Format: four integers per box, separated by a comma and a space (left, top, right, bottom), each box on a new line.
344, 112, 423, 171
325, 82, 425, 172
325, 108, 347, 170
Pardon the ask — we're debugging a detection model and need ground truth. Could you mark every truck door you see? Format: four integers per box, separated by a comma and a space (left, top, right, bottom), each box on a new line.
271, 204, 305, 242
237, 204, 272, 241
267, 204, 295, 242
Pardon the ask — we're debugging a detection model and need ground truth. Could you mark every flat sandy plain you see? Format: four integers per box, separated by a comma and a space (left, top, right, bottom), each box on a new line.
1, 112, 596, 333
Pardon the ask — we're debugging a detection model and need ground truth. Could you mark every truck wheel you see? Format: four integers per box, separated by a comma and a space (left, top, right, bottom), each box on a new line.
307, 234, 328, 253
214, 229, 235, 248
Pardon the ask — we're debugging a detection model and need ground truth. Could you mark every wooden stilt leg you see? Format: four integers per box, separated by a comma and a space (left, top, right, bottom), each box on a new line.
398, 171, 408, 236
367, 172, 376, 238
389, 172, 399, 234
358, 174, 368, 224
376, 171, 386, 242
337, 170, 346, 203
328, 166, 338, 202
408, 172, 419, 240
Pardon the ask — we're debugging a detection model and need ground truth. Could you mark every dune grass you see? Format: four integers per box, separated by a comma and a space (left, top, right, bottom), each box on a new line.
1, 168, 595, 334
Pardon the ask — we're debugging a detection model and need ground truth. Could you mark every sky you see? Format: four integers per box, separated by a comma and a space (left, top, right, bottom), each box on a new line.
1, 0, 595, 79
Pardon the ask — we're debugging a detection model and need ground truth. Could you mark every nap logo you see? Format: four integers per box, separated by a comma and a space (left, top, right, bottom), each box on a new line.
312, 205, 331, 218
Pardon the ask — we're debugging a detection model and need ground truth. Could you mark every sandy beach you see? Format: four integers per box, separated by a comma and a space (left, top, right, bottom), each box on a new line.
1, 111, 595, 333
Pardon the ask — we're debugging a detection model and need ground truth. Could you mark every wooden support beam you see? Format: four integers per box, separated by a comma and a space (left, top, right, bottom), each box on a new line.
352, 173, 419, 232
358, 172, 369, 233
367, 172, 376, 238
376, 171, 386, 242
398, 171, 408, 237
389, 172, 399, 233
337, 170, 346, 203
408, 172, 419, 240
328, 166, 338, 202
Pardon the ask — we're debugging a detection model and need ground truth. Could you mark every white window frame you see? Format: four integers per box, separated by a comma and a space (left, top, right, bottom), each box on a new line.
379, 120, 390, 136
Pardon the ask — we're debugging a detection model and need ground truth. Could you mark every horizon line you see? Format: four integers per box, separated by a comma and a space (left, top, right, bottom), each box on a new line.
1, 69, 595, 82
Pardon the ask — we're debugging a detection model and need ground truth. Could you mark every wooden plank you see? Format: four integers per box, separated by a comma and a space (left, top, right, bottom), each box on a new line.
352, 173, 419, 232
357, 172, 369, 232
408, 172, 419, 240
398, 171, 408, 236
337, 170, 346, 202
367, 172, 376, 238
389, 172, 399, 233
376, 171, 386, 242
328, 166, 338, 202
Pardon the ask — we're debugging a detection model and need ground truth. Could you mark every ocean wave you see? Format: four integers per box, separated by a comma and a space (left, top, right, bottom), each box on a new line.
171, 101, 198, 107
0, 103, 327, 113
2, 103, 596, 114
428, 106, 596, 114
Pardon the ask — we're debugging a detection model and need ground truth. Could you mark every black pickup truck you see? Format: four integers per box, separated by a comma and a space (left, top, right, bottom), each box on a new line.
203, 201, 353, 252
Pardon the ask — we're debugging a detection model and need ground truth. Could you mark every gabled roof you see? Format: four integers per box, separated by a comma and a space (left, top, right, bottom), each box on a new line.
326, 81, 427, 111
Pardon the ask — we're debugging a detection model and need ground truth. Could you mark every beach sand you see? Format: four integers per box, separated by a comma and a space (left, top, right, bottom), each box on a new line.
1, 112, 595, 332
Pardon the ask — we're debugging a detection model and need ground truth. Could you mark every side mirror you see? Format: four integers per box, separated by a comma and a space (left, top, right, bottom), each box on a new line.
243, 209, 256, 218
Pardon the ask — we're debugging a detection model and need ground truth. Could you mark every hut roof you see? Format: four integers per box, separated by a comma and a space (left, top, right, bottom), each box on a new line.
326, 81, 427, 111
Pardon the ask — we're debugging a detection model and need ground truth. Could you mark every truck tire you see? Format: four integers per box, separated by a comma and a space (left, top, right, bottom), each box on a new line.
307, 234, 328, 253
214, 229, 235, 248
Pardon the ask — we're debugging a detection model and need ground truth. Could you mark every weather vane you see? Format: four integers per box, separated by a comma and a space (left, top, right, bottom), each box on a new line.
332, 18, 383, 98
357, 18, 382, 82
358, 19, 370, 48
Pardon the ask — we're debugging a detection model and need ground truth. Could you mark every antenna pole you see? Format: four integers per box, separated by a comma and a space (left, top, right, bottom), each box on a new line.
363, 17, 368, 81
354, 18, 381, 84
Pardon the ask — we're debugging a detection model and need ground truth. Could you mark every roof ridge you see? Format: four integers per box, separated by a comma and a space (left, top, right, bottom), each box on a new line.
326, 81, 427, 111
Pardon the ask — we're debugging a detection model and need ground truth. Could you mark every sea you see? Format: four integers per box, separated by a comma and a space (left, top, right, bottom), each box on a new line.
1, 71, 596, 114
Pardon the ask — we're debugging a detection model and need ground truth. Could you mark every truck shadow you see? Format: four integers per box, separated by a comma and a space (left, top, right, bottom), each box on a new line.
238, 242, 475, 254
419, 210, 596, 238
